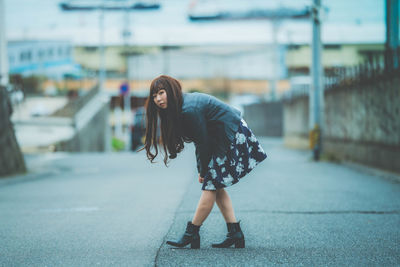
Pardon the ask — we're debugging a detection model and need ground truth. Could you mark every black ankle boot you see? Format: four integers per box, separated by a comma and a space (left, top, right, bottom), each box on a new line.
212, 221, 245, 248
166, 221, 201, 249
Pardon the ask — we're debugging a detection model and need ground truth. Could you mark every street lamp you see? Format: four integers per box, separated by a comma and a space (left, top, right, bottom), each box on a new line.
385, 0, 399, 70
0, 0, 9, 86
310, 0, 323, 161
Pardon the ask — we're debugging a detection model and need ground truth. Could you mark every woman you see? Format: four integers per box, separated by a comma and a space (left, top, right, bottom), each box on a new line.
142, 75, 267, 249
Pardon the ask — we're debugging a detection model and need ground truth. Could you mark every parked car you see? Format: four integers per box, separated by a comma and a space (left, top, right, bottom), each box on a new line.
30, 103, 51, 117
131, 106, 146, 151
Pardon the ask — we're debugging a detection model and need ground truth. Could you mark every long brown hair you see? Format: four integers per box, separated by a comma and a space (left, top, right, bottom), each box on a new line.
141, 75, 187, 166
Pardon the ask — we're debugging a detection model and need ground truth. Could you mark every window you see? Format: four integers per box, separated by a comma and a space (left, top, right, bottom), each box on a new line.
324, 44, 342, 50
20, 51, 31, 62
83, 46, 97, 52
26, 51, 32, 61
66, 47, 71, 57
288, 44, 301, 50
358, 50, 384, 64
38, 50, 45, 59
8, 55, 14, 64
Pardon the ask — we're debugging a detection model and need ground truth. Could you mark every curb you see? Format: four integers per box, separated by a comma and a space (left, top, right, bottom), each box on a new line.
0, 169, 58, 187
341, 161, 400, 184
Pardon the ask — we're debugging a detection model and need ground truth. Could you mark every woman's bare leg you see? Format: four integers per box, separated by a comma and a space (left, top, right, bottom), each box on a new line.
191, 190, 217, 226
215, 188, 237, 223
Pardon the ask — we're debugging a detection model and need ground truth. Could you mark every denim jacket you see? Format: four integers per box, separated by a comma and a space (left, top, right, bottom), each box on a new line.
180, 92, 242, 177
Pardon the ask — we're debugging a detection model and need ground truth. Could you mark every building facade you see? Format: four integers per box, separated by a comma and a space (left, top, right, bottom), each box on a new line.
8, 40, 80, 79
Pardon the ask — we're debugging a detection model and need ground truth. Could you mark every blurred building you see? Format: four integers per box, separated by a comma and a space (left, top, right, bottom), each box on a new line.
127, 45, 287, 80
72, 43, 385, 80
73, 46, 157, 78
287, 43, 384, 76
8, 40, 81, 79
71, 44, 289, 95
71, 41, 384, 96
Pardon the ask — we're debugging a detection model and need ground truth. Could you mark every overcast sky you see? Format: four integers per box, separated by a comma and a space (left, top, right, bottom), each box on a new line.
4, 0, 385, 46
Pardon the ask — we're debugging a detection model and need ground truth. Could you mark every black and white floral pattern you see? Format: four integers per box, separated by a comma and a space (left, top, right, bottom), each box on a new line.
202, 119, 267, 191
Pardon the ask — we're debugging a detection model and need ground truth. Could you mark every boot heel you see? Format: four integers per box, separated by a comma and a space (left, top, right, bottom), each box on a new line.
191, 238, 200, 249
234, 238, 245, 248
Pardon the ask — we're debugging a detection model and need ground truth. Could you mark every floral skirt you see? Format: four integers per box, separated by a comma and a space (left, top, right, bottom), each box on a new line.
202, 119, 267, 191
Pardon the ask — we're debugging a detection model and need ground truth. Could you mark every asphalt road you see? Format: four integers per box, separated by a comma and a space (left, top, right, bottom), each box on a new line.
1, 138, 399, 266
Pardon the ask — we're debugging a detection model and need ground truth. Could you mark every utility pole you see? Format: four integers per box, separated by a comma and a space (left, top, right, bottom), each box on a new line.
98, 2, 106, 91
122, 8, 131, 79
59, 1, 160, 152
162, 45, 170, 75
188, 1, 325, 160
385, 0, 399, 70
309, 0, 324, 160
122, 8, 132, 151
269, 20, 280, 101
59, 1, 160, 92
188, 4, 310, 101
0, 0, 9, 86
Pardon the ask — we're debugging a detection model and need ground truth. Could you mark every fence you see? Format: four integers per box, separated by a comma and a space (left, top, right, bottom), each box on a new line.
325, 50, 399, 91
283, 50, 400, 100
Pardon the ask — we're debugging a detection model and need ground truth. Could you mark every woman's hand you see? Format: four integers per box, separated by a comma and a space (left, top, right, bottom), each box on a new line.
198, 174, 204, 183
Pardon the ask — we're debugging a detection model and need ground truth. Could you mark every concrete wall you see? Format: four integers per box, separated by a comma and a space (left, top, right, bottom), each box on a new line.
54, 101, 109, 152
282, 95, 309, 149
52, 88, 110, 152
0, 87, 26, 176
243, 101, 283, 137
283, 72, 400, 173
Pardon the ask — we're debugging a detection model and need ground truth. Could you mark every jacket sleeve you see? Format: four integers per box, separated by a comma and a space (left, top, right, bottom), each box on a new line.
183, 110, 210, 177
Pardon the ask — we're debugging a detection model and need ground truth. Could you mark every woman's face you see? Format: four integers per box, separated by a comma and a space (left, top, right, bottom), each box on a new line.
153, 89, 168, 109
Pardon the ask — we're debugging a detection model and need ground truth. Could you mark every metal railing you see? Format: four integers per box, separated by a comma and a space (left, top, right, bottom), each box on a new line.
325, 50, 399, 91
284, 49, 400, 100
51, 85, 100, 117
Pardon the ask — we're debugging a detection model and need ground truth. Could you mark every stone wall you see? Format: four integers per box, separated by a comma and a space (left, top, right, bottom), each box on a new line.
283, 68, 400, 173
0, 87, 26, 176
323, 72, 400, 173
